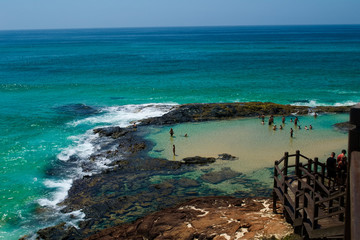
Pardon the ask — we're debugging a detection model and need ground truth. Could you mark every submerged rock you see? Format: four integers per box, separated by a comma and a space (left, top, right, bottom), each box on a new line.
218, 153, 238, 160
334, 121, 355, 132
54, 103, 100, 116
201, 167, 242, 184
182, 156, 216, 164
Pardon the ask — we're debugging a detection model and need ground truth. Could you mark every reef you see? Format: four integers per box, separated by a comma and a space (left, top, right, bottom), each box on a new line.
29, 102, 350, 239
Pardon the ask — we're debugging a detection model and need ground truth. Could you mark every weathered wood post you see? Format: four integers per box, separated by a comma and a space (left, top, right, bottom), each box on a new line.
314, 157, 319, 184
295, 150, 300, 177
314, 196, 319, 228
284, 152, 289, 176
321, 164, 326, 186
346, 103, 360, 239
273, 160, 279, 213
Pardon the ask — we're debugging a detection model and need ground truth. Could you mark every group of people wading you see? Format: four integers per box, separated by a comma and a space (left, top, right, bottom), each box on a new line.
326, 149, 348, 186
260, 113, 316, 138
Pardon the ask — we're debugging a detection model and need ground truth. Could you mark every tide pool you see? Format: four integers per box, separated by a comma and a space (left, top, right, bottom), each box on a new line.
146, 114, 349, 173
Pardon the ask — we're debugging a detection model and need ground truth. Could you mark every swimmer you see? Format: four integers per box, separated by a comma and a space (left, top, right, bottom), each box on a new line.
305, 126, 308, 130
290, 118, 293, 122
184, 133, 188, 137
294, 117, 299, 125
298, 125, 301, 130
279, 125, 283, 130
169, 128, 174, 137
314, 112, 318, 118
273, 125, 277, 130
310, 125, 313, 130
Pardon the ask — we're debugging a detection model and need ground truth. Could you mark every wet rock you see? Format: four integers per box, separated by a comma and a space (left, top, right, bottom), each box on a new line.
200, 167, 241, 184
218, 153, 238, 160
334, 121, 355, 132
139, 102, 351, 126
177, 178, 200, 188
93, 126, 129, 139
54, 103, 100, 116
182, 156, 216, 164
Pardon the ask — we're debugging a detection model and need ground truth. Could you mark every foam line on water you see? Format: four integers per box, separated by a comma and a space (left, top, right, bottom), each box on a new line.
291, 100, 358, 107
38, 179, 73, 208
70, 103, 177, 127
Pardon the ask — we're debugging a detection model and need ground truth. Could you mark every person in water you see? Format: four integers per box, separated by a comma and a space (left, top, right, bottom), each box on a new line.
309, 125, 313, 130
169, 128, 174, 137
290, 128, 294, 138
172, 144, 176, 156
279, 125, 283, 130
282, 115, 285, 124
273, 125, 277, 130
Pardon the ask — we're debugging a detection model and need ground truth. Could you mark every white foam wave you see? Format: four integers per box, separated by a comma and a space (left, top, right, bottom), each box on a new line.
70, 103, 177, 127
334, 101, 358, 107
291, 100, 358, 107
38, 179, 73, 208
57, 130, 99, 162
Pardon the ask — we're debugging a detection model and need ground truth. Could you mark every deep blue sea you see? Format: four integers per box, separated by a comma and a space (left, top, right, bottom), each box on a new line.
0, 25, 360, 239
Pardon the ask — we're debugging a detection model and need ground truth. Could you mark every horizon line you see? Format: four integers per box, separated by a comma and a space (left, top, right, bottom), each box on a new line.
1, 23, 360, 32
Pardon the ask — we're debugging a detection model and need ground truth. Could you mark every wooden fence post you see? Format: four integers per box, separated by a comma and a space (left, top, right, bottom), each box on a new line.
295, 150, 300, 176
273, 160, 279, 213
284, 152, 289, 176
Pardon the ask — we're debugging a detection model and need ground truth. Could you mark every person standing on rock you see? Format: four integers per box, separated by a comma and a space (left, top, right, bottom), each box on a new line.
169, 128, 174, 137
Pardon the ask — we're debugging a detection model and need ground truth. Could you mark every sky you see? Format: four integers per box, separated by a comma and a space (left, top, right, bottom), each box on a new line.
1, 0, 360, 30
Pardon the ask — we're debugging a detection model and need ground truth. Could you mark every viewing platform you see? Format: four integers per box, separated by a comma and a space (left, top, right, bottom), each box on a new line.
273, 104, 360, 239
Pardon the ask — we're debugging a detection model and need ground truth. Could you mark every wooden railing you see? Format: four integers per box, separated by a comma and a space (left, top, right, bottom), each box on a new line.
273, 151, 346, 239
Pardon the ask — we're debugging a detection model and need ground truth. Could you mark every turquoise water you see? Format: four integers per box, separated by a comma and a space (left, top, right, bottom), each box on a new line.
0, 25, 360, 239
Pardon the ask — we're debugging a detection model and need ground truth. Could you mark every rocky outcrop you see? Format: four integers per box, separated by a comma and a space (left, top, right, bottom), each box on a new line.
139, 102, 351, 126
85, 196, 295, 240
218, 153, 238, 160
182, 156, 216, 164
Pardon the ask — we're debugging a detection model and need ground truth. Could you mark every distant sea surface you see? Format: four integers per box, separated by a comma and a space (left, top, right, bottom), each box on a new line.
0, 25, 359, 239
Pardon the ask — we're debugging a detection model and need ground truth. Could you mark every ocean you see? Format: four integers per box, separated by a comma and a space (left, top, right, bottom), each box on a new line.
0, 25, 359, 239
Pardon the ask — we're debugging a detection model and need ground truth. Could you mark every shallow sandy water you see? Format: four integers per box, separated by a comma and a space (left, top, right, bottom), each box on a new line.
146, 114, 348, 174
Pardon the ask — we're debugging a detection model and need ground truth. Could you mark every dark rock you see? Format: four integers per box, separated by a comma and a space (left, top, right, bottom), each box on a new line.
93, 127, 129, 139
334, 121, 355, 132
217, 153, 238, 160
177, 178, 200, 188
54, 103, 100, 116
182, 156, 216, 164
139, 102, 351, 126
200, 167, 241, 184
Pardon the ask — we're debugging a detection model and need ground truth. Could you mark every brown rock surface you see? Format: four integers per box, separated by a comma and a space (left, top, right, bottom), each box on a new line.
86, 196, 293, 240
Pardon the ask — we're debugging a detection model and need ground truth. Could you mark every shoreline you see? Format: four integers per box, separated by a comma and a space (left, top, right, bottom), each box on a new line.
26, 102, 351, 239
